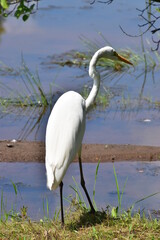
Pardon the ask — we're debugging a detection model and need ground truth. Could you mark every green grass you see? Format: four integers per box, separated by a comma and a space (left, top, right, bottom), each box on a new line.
67, 161, 100, 212
111, 164, 128, 218
0, 163, 160, 239
0, 206, 160, 239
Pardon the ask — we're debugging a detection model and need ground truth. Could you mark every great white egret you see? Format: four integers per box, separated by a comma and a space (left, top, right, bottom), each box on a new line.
45, 46, 132, 224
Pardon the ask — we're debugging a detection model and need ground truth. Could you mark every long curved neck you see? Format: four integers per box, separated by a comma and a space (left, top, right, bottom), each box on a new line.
86, 51, 100, 111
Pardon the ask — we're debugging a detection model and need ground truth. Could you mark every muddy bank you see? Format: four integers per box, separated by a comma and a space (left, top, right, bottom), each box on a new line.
0, 141, 160, 162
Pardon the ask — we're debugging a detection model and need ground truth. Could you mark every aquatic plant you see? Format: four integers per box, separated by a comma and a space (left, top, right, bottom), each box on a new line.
0, 59, 50, 108
44, 33, 160, 113
65, 161, 100, 212
1, 167, 160, 239
92, 160, 100, 210
0, 181, 19, 222
44, 37, 134, 76
1, 33, 160, 141
0, 61, 19, 76
81, 85, 111, 110
43, 197, 50, 221
1, 55, 67, 114
111, 164, 128, 218
0, 58, 60, 139
45, 33, 155, 72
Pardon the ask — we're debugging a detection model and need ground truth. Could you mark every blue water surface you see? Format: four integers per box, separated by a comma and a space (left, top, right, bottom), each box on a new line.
0, 161, 160, 220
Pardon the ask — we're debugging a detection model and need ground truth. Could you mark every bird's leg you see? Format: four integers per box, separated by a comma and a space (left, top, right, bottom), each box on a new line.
59, 181, 64, 225
78, 151, 95, 213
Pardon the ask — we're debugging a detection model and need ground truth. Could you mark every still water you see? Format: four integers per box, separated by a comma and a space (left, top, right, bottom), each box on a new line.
0, 0, 160, 145
0, 161, 160, 220
0, 1, 160, 221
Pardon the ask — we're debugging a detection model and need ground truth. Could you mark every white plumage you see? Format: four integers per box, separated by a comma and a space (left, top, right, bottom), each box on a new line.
45, 46, 132, 224
45, 91, 85, 190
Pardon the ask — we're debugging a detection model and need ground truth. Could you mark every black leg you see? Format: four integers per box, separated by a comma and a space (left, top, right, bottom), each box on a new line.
59, 181, 64, 225
78, 151, 95, 213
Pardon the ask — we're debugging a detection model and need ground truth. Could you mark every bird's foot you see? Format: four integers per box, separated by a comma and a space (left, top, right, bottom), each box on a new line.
89, 208, 96, 214
61, 221, 65, 228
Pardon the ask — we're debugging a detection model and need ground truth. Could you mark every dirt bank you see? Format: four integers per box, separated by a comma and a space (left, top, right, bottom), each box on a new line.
0, 141, 160, 163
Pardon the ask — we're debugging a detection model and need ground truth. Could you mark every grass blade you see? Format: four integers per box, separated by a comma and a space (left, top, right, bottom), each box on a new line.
70, 176, 87, 209
11, 181, 17, 196
92, 160, 100, 210
113, 164, 120, 208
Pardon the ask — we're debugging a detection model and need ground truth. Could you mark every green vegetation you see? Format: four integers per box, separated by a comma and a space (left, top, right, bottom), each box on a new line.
0, 59, 57, 110
0, 208, 160, 239
0, 59, 51, 109
46, 33, 160, 71
45, 33, 160, 112
81, 85, 111, 109
67, 160, 100, 212
111, 164, 128, 218
1, 34, 160, 112
45, 43, 134, 72
0, 0, 37, 21
1, 34, 160, 140
0, 163, 160, 239
0, 59, 57, 139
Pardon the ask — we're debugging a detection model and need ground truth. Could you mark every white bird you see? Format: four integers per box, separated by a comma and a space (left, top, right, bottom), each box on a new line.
45, 46, 132, 224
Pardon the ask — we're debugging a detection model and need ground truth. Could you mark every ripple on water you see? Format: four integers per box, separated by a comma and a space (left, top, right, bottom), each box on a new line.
0, 161, 160, 220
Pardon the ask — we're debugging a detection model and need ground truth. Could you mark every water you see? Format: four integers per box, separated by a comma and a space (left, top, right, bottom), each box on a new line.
0, 1, 160, 144
0, 161, 160, 220
0, 1, 160, 221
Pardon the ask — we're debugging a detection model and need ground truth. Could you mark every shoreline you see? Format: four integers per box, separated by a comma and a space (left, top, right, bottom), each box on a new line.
0, 141, 160, 163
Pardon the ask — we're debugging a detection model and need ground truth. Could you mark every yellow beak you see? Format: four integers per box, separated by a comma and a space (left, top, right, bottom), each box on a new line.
117, 53, 133, 66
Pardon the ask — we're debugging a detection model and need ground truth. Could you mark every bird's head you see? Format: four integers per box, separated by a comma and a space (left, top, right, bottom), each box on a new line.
98, 46, 133, 66
89, 46, 133, 80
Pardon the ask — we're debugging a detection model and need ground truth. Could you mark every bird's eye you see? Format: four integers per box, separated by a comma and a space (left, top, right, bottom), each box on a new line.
113, 51, 118, 56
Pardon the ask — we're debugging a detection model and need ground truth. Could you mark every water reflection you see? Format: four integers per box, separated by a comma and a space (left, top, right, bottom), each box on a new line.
0, 161, 160, 220
0, 0, 160, 145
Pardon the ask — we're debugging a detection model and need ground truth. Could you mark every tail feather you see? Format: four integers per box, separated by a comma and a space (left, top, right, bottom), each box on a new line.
46, 162, 55, 190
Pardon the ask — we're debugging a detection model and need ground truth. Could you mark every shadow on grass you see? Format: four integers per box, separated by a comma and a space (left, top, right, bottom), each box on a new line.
67, 210, 107, 230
